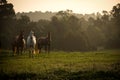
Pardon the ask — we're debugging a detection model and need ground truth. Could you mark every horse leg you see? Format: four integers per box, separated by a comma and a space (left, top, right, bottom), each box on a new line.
38, 47, 42, 53
29, 50, 31, 57
12, 45, 14, 55
48, 45, 50, 53
31, 48, 34, 58
38, 43, 41, 53
21, 45, 24, 54
29, 48, 32, 57
29, 47, 34, 58
12, 46, 16, 56
22, 44, 25, 54
23, 46, 26, 53
20, 47, 23, 55
16, 46, 19, 55
32, 49, 34, 58
45, 46, 47, 53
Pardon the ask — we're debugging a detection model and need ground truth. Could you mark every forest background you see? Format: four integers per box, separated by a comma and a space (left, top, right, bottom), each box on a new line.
0, 2, 120, 51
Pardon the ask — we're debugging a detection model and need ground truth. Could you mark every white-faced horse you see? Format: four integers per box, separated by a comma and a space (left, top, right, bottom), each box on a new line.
27, 31, 36, 57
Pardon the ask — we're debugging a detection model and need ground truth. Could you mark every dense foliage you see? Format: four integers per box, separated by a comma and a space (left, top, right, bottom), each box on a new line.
0, 3, 120, 51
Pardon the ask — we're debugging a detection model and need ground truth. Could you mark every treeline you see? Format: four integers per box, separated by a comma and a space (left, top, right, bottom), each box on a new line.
0, 3, 120, 51
16, 11, 97, 22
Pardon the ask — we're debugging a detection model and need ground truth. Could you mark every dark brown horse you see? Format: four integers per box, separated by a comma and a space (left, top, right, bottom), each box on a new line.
12, 32, 26, 55
38, 32, 51, 53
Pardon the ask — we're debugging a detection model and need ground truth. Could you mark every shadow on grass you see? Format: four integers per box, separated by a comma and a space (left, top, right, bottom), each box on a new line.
0, 69, 120, 80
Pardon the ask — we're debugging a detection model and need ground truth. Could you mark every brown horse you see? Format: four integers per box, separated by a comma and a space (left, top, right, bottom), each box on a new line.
12, 32, 26, 55
38, 32, 51, 53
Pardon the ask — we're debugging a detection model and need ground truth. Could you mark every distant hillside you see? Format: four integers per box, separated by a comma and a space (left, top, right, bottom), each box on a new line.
16, 11, 56, 21
16, 11, 98, 22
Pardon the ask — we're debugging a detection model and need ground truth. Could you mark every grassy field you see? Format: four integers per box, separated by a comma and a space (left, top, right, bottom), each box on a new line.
0, 50, 120, 80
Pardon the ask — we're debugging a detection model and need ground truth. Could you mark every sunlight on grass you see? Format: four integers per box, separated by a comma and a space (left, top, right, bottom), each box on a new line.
0, 50, 120, 79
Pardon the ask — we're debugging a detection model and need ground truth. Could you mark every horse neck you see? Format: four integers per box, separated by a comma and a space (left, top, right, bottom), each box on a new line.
30, 35, 36, 41
17, 36, 24, 43
18, 33, 24, 39
30, 35, 34, 38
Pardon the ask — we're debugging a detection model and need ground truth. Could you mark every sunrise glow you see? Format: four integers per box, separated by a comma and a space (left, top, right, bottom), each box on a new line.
9, 0, 120, 14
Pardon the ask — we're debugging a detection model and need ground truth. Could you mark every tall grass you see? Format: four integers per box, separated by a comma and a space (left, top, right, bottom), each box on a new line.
0, 50, 120, 79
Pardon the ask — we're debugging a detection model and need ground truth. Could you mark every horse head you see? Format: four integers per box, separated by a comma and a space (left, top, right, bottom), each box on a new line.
29, 30, 34, 37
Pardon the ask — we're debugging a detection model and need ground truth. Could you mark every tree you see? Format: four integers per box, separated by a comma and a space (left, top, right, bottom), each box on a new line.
102, 10, 109, 22
110, 3, 120, 48
15, 15, 30, 34
111, 3, 120, 18
0, 0, 15, 49
0, 0, 15, 19
0, 0, 7, 4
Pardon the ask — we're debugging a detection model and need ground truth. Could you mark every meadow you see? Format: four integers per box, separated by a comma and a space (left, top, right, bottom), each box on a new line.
0, 50, 120, 80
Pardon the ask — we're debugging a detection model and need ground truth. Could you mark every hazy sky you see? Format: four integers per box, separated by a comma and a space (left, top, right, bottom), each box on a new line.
8, 0, 120, 14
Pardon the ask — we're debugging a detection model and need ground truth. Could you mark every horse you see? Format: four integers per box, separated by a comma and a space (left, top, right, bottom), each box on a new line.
12, 32, 26, 55
27, 31, 36, 57
38, 32, 51, 53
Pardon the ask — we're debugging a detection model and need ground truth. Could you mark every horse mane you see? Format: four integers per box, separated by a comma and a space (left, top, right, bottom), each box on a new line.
19, 31, 24, 39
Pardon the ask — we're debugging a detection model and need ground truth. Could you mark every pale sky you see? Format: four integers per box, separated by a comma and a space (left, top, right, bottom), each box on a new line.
8, 0, 120, 14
